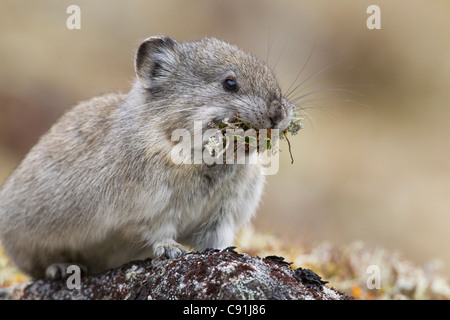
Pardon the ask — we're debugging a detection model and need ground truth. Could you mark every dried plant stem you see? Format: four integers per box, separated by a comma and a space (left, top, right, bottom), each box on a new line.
284, 131, 294, 164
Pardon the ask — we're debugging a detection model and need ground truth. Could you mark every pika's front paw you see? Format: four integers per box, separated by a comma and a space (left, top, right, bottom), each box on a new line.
153, 241, 188, 259
45, 263, 88, 280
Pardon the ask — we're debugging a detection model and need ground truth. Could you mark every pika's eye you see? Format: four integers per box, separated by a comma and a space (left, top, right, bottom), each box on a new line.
223, 77, 239, 92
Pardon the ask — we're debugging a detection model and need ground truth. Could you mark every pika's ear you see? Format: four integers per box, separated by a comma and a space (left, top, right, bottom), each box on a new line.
135, 36, 178, 90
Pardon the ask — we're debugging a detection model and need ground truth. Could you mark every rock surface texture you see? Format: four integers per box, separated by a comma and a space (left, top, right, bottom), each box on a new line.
2, 247, 351, 300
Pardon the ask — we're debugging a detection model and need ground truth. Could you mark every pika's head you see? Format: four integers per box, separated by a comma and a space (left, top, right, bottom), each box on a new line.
135, 36, 293, 131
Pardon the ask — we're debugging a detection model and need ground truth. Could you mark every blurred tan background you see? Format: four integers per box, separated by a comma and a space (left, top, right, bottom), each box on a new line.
0, 0, 449, 275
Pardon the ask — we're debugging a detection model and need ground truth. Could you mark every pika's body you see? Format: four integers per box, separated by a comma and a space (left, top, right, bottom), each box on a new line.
0, 37, 293, 279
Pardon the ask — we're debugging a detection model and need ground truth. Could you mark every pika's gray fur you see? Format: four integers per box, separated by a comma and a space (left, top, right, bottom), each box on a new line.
0, 36, 293, 279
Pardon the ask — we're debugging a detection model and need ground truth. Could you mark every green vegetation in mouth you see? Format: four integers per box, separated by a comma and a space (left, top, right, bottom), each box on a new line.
207, 114, 303, 163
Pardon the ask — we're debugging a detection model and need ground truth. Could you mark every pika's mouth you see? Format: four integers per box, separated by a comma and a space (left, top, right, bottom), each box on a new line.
213, 115, 253, 131
206, 115, 276, 158
211, 114, 302, 138
207, 113, 303, 163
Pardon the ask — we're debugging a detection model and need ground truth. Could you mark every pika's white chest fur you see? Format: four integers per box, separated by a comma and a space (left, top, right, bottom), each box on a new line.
127, 163, 265, 251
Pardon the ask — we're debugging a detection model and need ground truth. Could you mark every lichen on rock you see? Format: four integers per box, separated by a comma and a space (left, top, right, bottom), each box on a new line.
2, 247, 350, 300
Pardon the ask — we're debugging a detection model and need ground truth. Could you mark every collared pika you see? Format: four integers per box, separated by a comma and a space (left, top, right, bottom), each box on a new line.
0, 36, 294, 279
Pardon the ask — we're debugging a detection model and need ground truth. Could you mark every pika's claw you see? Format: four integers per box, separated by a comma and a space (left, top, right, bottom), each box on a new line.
153, 241, 188, 259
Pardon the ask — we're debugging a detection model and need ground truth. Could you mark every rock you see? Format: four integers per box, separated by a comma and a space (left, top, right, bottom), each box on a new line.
2, 247, 351, 300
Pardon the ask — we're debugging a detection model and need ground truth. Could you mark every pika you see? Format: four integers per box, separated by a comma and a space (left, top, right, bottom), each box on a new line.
0, 36, 294, 279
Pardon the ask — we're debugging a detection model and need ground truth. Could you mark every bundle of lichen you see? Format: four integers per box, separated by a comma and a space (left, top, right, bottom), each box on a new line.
206, 114, 303, 163
280, 113, 303, 163
281, 113, 303, 138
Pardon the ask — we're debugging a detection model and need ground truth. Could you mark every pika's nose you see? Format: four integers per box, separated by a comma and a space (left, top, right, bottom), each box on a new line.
267, 100, 286, 128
